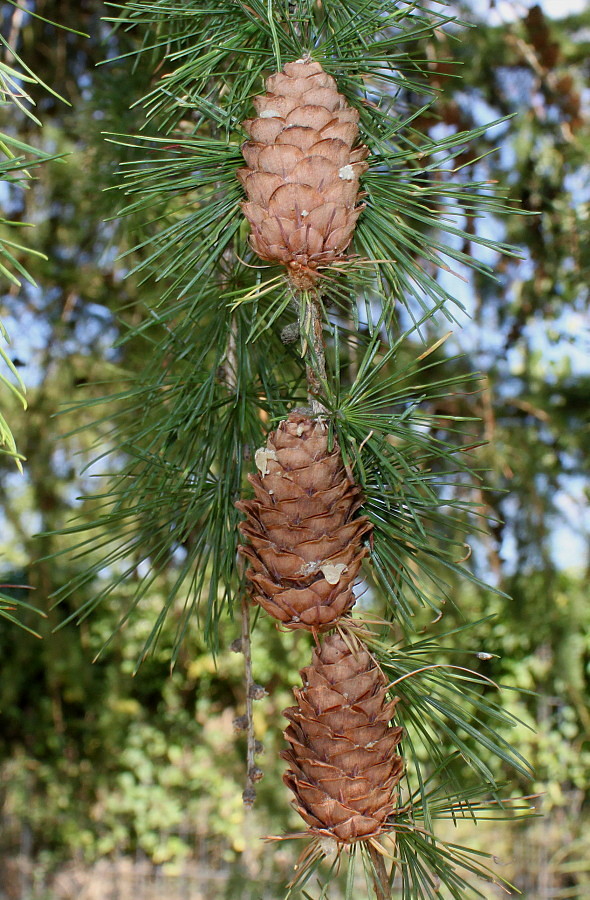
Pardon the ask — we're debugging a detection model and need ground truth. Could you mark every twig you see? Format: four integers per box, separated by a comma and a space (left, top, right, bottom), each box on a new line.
221, 314, 239, 389
223, 314, 260, 811
288, 1, 303, 41
299, 288, 328, 415
240, 594, 258, 808
368, 842, 392, 900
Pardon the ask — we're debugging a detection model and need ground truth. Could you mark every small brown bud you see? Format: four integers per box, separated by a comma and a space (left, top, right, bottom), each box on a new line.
248, 683, 268, 700
280, 322, 300, 344
230, 638, 243, 653
254, 740, 265, 756
232, 714, 249, 733
248, 765, 264, 783
242, 786, 257, 808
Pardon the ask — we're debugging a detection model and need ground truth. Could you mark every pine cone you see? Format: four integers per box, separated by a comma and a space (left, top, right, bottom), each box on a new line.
238, 57, 369, 290
282, 633, 403, 844
236, 412, 371, 632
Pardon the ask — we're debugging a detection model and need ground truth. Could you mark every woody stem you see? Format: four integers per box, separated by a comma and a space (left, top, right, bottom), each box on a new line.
300, 288, 328, 415
368, 844, 392, 900
241, 594, 257, 806
223, 316, 258, 807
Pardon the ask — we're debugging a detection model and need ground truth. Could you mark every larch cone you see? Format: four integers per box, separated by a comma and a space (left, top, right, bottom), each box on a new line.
237, 57, 369, 290
282, 632, 403, 844
236, 412, 372, 633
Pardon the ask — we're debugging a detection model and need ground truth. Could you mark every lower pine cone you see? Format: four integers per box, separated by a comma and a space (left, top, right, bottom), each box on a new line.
282, 633, 403, 843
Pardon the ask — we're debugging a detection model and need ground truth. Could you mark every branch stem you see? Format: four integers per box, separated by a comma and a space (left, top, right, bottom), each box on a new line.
288, 1, 303, 41
368, 843, 392, 900
222, 314, 258, 807
240, 594, 258, 808
300, 289, 328, 415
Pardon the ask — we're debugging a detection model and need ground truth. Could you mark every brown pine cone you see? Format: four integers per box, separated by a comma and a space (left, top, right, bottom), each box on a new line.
237, 57, 369, 290
282, 632, 403, 844
236, 412, 371, 632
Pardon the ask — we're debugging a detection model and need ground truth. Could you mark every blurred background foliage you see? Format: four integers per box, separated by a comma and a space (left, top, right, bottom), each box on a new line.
0, 0, 588, 897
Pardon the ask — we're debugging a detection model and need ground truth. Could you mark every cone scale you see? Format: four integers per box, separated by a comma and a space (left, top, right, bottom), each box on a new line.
238, 57, 369, 290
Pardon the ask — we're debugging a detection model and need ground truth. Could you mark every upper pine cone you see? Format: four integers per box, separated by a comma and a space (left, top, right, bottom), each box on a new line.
236, 412, 372, 633
282, 633, 403, 844
238, 58, 369, 289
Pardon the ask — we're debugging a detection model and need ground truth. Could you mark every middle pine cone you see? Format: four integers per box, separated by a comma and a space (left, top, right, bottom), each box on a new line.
236, 412, 372, 632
